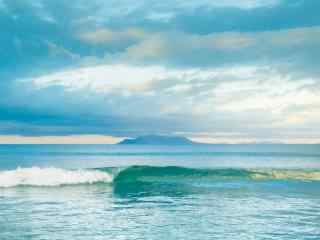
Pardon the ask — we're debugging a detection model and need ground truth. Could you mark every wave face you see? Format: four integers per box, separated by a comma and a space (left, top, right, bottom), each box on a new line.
1, 166, 320, 188
113, 166, 320, 183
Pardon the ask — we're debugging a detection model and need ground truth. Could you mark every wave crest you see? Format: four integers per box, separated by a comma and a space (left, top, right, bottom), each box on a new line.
0, 167, 113, 187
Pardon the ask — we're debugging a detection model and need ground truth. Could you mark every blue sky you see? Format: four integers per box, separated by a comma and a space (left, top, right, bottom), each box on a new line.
1, 0, 320, 143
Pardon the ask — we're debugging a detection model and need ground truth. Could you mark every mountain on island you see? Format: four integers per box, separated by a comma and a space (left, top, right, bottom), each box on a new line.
118, 135, 196, 145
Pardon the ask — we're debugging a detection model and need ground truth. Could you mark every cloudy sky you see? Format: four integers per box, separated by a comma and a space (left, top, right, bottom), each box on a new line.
1, 0, 320, 143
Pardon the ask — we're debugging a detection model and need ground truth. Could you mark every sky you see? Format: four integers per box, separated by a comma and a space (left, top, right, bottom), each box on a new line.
0, 0, 320, 144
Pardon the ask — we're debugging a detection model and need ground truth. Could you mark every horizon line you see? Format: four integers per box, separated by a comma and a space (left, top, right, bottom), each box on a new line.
0, 135, 319, 145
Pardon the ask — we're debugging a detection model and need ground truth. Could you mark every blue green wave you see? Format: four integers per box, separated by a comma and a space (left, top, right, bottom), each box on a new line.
1, 166, 320, 188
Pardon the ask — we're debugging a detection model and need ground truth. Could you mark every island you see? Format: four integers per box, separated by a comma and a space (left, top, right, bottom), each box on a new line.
118, 135, 196, 145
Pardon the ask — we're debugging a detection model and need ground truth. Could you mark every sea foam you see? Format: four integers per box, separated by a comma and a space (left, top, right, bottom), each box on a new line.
251, 169, 320, 181
0, 167, 113, 187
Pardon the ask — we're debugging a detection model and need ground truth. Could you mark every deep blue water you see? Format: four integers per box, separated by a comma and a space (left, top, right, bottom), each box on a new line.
0, 144, 320, 239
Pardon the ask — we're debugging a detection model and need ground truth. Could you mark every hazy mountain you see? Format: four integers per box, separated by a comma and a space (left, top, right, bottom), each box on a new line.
118, 135, 195, 145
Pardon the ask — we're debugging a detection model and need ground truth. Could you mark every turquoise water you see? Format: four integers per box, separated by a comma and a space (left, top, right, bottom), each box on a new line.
0, 144, 320, 239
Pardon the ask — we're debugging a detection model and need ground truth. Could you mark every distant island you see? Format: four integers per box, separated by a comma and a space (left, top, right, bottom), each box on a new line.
118, 135, 196, 145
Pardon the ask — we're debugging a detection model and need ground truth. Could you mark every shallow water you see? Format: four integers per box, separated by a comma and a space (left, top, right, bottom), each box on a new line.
0, 144, 320, 240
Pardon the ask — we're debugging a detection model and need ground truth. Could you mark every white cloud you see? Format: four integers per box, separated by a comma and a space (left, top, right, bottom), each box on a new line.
0, 135, 124, 144
145, 12, 175, 22
26, 65, 262, 105
29, 64, 172, 94
46, 41, 80, 60
191, 136, 320, 144
20, 63, 320, 143
269, 27, 320, 46
76, 0, 280, 27
78, 28, 146, 45
123, 31, 256, 61
101, 26, 319, 64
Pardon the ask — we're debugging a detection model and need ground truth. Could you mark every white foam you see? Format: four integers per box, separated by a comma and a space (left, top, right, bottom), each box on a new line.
251, 169, 320, 181
0, 167, 113, 187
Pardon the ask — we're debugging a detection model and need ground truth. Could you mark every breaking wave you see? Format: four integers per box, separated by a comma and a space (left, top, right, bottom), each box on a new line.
1, 166, 320, 188
0, 167, 113, 187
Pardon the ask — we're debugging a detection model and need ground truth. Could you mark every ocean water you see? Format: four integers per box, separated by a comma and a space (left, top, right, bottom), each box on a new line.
0, 144, 320, 240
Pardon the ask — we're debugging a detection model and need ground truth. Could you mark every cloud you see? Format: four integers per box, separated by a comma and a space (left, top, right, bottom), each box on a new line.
102, 26, 318, 77
26, 64, 255, 97
78, 28, 146, 45
1, 0, 320, 142
122, 31, 255, 62
13, 63, 318, 140
174, 0, 280, 9
2, 0, 319, 73
72, 0, 281, 28
171, 0, 320, 34
46, 41, 80, 60
0, 135, 123, 144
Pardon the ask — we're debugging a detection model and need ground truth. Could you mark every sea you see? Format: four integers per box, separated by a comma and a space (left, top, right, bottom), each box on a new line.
0, 144, 320, 240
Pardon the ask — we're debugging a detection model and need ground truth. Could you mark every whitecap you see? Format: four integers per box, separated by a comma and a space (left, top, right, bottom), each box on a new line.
0, 167, 113, 187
